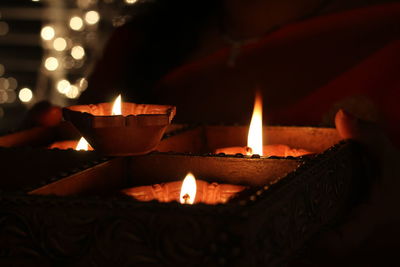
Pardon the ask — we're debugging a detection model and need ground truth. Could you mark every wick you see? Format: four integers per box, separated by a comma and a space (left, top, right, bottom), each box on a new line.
245, 146, 253, 155
182, 193, 190, 204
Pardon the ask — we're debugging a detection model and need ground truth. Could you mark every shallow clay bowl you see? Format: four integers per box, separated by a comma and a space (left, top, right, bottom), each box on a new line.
63, 102, 176, 156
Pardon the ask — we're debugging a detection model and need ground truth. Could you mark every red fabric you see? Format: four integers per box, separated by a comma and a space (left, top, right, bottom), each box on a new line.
156, 3, 400, 145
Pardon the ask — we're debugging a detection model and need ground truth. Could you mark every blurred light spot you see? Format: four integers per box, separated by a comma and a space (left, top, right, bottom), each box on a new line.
45, 57, 59, 71
7, 77, 17, 90
32, 0, 40, 2
0, 107, 4, 118
0, 21, 9, 36
57, 79, 71, 94
65, 85, 79, 99
0, 64, 4, 77
69, 16, 84, 31
71, 45, 85, 60
2, 78, 9, 90
19, 88, 33, 102
0, 78, 6, 89
125, 0, 137, 4
6, 90, 16, 103
41, 26, 55, 40
53, 37, 67, 51
0, 89, 7, 103
85, 10, 100, 25
77, 77, 88, 91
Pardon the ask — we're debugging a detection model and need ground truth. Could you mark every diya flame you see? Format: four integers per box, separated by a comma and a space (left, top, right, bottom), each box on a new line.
180, 172, 197, 205
247, 90, 263, 156
112, 94, 122, 115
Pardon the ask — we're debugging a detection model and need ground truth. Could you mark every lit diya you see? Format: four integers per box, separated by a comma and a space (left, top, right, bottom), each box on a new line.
49, 136, 93, 151
215, 91, 312, 157
63, 95, 176, 156
122, 172, 246, 205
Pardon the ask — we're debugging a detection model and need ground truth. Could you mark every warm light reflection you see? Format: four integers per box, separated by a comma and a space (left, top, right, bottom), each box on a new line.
247, 90, 263, 156
180, 172, 197, 205
111, 94, 122, 115
76, 137, 89, 151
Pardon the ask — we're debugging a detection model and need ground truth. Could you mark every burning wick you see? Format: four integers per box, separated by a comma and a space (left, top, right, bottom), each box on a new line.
214, 90, 313, 157
75, 137, 89, 151
122, 171, 246, 204
180, 172, 197, 205
111, 94, 122, 115
182, 194, 191, 204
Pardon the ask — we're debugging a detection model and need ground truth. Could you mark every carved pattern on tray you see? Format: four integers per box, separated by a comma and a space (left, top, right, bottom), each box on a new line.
0, 141, 367, 266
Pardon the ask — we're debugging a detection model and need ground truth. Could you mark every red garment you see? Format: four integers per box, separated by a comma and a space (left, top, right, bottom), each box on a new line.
155, 3, 400, 145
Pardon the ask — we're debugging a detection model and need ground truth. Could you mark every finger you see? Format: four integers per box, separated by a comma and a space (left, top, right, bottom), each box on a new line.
334, 109, 391, 156
23, 101, 62, 128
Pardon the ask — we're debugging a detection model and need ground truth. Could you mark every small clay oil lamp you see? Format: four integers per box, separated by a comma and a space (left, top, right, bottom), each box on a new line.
63, 95, 176, 156
215, 91, 312, 157
122, 172, 246, 205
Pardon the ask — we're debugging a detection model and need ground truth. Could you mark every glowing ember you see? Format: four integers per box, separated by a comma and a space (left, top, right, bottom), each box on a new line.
75, 137, 89, 151
247, 90, 263, 156
180, 172, 197, 205
111, 94, 122, 115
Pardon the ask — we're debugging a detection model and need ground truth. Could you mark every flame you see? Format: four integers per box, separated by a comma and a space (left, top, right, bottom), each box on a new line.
111, 94, 122, 115
180, 172, 197, 205
247, 91, 263, 156
76, 137, 89, 151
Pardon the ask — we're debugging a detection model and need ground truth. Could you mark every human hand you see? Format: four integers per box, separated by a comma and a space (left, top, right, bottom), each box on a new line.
307, 109, 400, 264
22, 101, 62, 128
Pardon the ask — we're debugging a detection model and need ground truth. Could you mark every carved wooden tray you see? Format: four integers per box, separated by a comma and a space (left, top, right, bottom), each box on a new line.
0, 125, 369, 266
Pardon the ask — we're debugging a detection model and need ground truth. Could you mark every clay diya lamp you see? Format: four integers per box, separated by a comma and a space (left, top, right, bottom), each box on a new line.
216, 91, 312, 157
122, 172, 246, 205
63, 95, 176, 156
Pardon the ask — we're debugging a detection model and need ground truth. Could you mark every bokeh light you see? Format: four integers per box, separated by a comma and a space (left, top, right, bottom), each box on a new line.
85, 11, 100, 25
7, 77, 17, 90
57, 79, 71, 94
45, 57, 59, 71
69, 16, 84, 31
71, 45, 85, 60
0, 89, 8, 103
125, 0, 137, 4
77, 77, 88, 91
19, 88, 33, 102
41, 26, 55, 40
65, 85, 79, 99
53, 37, 67, 51
0, 21, 9, 36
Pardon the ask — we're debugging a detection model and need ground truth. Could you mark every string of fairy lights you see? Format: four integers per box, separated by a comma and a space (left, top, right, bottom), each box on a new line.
0, 0, 138, 111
